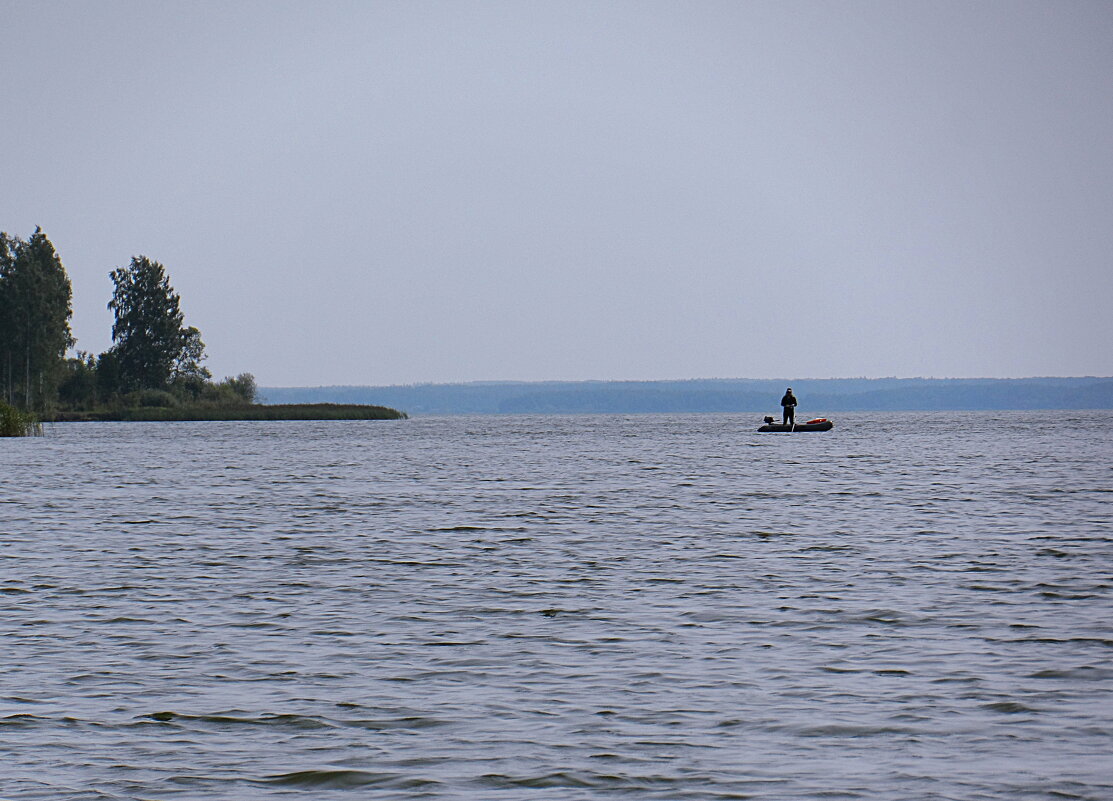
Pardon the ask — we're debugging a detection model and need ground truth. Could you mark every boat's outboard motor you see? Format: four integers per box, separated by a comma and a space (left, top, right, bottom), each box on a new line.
763, 415, 775, 425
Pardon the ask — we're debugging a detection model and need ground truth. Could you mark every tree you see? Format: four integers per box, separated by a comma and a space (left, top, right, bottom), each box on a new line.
167, 326, 212, 401
96, 350, 122, 400
0, 228, 74, 409
173, 326, 211, 381
222, 372, 257, 404
57, 352, 99, 409
0, 233, 17, 404
107, 256, 205, 392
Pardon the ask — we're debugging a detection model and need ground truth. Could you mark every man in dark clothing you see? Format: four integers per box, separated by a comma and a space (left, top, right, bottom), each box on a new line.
780, 387, 797, 427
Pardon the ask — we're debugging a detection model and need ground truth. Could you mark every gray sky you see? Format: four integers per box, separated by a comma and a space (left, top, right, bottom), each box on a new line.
3, 0, 1111, 385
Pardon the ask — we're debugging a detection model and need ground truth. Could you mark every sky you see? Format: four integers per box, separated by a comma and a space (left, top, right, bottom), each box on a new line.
2, 0, 1112, 386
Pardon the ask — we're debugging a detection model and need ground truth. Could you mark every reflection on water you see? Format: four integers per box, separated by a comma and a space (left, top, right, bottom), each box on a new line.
2, 411, 1111, 799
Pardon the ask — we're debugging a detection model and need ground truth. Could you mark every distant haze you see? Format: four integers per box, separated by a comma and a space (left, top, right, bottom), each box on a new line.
3, 1, 1112, 385
259, 376, 1113, 415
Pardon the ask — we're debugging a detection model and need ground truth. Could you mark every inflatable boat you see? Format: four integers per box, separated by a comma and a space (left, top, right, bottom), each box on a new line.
758, 417, 834, 432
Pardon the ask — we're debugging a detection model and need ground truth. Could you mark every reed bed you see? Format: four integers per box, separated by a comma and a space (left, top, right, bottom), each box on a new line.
0, 403, 43, 436
49, 403, 406, 422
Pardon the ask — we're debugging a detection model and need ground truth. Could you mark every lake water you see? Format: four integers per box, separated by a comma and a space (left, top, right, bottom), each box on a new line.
2, 411, 1111, 800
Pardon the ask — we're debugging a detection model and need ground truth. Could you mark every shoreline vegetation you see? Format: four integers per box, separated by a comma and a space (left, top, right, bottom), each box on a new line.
1, 402, 43, 436
48, 403, 406, 423
1, 226, 406, 435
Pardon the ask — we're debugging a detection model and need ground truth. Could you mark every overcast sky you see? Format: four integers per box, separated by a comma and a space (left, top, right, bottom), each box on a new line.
3, 0, 1111, 385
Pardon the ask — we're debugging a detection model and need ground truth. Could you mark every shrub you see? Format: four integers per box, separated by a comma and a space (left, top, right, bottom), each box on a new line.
135, 389, 179, 408
0, 403, 42, 436
220, 373, 257, 404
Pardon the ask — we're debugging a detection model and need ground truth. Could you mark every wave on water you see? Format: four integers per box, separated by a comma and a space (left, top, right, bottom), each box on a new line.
2, 411, 1111, 800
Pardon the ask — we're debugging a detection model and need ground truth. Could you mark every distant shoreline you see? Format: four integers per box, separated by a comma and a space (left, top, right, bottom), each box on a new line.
47, 403, 407, 422
259, 377, 1113, 415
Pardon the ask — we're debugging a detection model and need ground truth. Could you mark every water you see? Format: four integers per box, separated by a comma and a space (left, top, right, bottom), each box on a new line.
2, 411, 1111, 800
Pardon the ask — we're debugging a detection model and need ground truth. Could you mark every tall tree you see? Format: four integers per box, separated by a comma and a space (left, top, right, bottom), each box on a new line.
107, 256, 204, 391
0, 228, 74, 409
0, 233, 17, 405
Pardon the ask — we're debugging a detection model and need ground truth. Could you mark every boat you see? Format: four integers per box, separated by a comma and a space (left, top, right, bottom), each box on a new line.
758, 417, 834, 432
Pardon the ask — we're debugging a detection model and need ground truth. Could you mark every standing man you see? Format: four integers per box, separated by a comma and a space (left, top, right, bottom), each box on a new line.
780, 387, 797, 427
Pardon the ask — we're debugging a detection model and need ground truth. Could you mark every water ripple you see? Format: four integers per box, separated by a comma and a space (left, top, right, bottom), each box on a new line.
2, 411, 1111, 799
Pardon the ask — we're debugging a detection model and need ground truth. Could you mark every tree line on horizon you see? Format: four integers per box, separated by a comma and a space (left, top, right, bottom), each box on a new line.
0, 226, 255, 415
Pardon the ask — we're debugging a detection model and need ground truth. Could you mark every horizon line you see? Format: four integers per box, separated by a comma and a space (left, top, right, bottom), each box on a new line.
258, 375, 1113, 389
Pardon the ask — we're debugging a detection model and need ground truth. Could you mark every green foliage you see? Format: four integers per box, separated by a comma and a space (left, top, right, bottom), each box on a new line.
157, 371, 255, 407
1, 229, 410, 423
95, 350, 122, 401
108, 256, 203, 392
134, 389, 180, 408
221, 373, 257, 404
174, 326, 211, 382
0, 401, 42, 436
56, 352, 99, 410
168, 372, 208, 403
0, 228, 74, 410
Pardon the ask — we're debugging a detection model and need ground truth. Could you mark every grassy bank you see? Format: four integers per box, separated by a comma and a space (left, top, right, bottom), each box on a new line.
48, 403, 407, 422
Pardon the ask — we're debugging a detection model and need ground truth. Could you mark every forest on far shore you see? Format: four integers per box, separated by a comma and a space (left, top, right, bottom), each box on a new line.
1, 227, 256, 416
